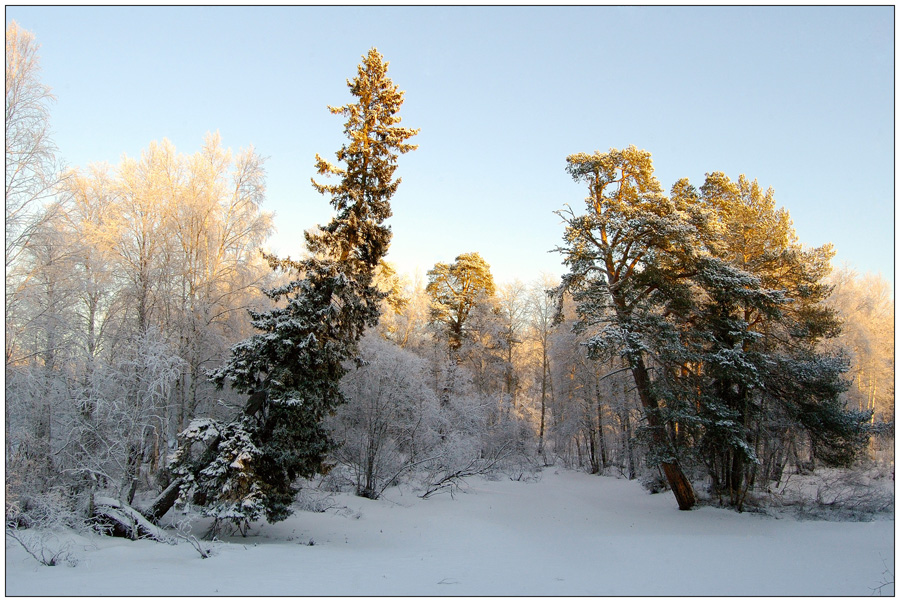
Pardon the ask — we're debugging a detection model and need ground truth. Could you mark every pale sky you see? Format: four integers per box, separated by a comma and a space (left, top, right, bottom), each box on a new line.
6, 6, 894, 287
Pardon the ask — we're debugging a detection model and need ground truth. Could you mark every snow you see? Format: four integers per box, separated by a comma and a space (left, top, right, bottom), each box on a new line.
91, 497, 174, 544
6, 469, 894, 596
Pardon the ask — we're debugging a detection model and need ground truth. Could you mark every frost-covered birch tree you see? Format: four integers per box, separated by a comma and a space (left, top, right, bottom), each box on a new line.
328, 333, 440, 499
5, 21, 65, 367
5, 21, 61, 272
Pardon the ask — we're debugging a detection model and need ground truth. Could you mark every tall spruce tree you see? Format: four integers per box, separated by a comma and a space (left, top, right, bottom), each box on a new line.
171, 49, 418, 527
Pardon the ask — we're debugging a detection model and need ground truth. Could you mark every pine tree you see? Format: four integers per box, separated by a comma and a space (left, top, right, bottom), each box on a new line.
554, 146, 706, 510
426, 252, 496, 354
555, 150, 869, 511
683, 172, 867, 506
621, 172, 869, 510
660, 253, 788, 508
172, 48, 418, 525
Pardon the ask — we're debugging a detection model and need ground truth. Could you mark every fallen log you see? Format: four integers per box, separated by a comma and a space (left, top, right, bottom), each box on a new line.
138, 478, 183, 523
92, 497, 175, 544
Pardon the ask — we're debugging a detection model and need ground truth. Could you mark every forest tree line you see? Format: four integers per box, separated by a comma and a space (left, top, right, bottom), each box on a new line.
6, 23, 893, 539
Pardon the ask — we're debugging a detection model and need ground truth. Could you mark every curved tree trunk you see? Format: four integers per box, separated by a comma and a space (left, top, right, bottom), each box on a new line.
630, 354, 696, 510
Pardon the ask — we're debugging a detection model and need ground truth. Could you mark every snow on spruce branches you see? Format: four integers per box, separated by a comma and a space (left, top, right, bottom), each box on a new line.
171, 48, 418, 528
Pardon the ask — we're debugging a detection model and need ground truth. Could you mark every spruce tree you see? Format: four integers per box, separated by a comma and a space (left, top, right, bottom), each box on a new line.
172, 48, 418, 526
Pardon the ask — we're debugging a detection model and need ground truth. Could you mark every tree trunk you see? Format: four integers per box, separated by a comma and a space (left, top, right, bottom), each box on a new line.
121, 444, 141, 505
660, 462, 696, 510
93, 496, 174, 542
586, 421, 599, 474
595, 376, 607, 470
538, 347, 547, 455
622, 408, 636, 480
629, 354, 696, 510
139, 478, 184, 523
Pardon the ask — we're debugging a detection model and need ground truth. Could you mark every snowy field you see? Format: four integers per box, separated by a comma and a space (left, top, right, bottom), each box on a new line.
6, 469, 894, 596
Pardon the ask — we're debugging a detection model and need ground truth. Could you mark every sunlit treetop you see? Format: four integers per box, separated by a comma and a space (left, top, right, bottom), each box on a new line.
309, 47, 419, 269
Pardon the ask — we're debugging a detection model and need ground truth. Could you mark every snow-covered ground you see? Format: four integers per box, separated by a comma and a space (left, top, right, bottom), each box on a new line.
6, 469, 894, 596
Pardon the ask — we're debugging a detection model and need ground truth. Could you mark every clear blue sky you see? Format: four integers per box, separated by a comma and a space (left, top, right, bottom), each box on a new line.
7, 6, 894, 287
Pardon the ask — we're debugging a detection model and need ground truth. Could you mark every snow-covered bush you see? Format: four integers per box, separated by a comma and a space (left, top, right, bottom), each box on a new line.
769, 465, 894, 521
640, 472, 669, 495
5, 526, 79, 567
59, 330, 183, 504
170, 516, 217, 559
5, 363, 75, 512
5, 483, 86, 567
293, 484, 343, 514
328, 334, 441, 499
419, 432, 489, 498
485, 411, 541, 482
414, 363, 514, 497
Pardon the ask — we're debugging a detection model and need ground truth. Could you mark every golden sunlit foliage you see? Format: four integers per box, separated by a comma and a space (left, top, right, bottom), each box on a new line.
426, 252, 496, 353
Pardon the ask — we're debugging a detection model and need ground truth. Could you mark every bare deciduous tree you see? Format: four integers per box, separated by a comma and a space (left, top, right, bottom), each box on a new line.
5, 21, 61, 269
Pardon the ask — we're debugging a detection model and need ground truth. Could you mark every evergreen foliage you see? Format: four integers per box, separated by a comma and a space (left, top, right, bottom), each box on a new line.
685, 172, 866, 506
170, 418, 276, 534
554, 146, 703, 510
554, 147, 869, 510
426, 252, 496, 353
172, 48, 417, 523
